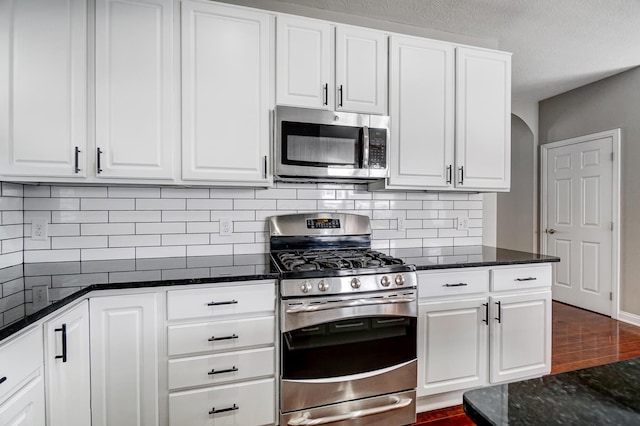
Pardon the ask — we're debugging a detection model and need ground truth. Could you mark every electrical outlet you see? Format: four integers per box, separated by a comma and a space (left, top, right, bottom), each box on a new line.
397, 217, 406, 231
220, 218, 233, 236
33, 285, 49, 309
457, 216, 469, 231
32, 219, 48, 240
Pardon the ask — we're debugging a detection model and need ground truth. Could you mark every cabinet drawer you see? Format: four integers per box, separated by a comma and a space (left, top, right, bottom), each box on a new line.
169, 378, 275, 426
167, 281, 275, 320
168, 316, 275, 356
418, 270, 489, 298
168, 347, 275, 390
0, 327, 42, 402
491, 265, 552, 292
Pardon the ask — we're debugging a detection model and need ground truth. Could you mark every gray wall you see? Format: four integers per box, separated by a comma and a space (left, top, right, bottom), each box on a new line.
496, 115, 535, 253
539, 66, 640, 315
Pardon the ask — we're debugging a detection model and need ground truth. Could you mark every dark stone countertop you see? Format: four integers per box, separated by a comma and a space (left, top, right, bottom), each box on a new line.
390, 245, 559, 270
463, 358, 640, 425
0, 246, 558, 343
0, 253, 278, 342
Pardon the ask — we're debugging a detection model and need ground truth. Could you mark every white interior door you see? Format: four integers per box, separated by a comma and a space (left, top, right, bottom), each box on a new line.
543, 132, 617, 315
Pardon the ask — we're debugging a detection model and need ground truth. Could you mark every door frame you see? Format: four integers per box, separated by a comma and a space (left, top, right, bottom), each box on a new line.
540, 128, 621, 319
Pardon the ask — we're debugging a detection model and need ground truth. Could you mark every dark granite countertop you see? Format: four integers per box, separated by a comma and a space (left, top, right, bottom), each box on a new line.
0, 254, 277, 342
463, 358, 640, 425
0, 246, 558, 343
390, 245, 559, 270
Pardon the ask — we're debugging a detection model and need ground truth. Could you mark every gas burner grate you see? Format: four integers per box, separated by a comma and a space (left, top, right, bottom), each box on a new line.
276, 249, 405, 272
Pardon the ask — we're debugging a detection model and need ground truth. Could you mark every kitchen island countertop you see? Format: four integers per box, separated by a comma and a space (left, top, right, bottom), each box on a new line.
463, 357, 640, 425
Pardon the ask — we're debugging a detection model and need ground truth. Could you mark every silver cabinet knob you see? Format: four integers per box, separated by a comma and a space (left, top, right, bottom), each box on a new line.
546, 229, 556, 234
395, 274, 405, 286
350, 278, 361, 289
380, 276, 390, 287
300, 281, 311, 293
318, 280, 329, 291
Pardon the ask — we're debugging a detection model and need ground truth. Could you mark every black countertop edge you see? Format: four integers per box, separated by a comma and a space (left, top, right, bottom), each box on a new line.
462, 394, 495, 426
0, 273, 278, 343
414, 257, 560, 271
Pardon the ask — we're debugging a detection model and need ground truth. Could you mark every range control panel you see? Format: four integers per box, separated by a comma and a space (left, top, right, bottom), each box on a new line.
306, 218, 341, 229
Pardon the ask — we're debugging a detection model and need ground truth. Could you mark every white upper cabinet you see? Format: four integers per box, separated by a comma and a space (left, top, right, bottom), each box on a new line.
379, 43, 511, 192
0, 0, 87, 178
335, 26, 387, 114
456, 47, 511, 191
276, 16, 332, 109
388, 36, 454, 187
277, 16, 388, 114
95, 0, 175, 180
181, 1, 272, 185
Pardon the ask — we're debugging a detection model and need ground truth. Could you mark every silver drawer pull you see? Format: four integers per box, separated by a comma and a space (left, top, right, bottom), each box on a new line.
286, 297, 415, 313
443, 283, 468, 287
207, 299, 238, 306
209, 404, 239, 415
515, 277, 537, 281
208, 334, 238, 342
208, 366, 238, 375
287, 396, 412, 425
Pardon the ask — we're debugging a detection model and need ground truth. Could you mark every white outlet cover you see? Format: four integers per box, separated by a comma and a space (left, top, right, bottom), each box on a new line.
32, 219, 48, 240
220, 218, 232, 236
457, 216, 469, 231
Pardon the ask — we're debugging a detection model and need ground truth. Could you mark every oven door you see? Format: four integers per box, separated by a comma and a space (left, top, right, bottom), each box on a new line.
280, 290, 417, 414
275, 106, 370, 179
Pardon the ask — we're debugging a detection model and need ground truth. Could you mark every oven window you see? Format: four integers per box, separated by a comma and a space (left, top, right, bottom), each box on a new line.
282, 121, 362, 167
282, 316, 417, 379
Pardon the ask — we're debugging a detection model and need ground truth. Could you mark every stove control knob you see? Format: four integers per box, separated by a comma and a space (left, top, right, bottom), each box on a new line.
318, 280, 329, 292
395, 274, 405, 286
380, 276, 391, 287
350, 278, 361, 289
300, 281, 312, 293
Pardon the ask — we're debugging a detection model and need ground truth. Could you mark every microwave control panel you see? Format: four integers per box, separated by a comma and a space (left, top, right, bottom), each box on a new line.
368, 128, 387, 169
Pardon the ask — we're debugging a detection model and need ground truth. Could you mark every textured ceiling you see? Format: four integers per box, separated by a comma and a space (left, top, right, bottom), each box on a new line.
271, 0, 640, 105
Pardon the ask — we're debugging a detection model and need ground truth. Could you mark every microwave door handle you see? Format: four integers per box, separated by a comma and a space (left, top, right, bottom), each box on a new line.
362, 126, 370, 169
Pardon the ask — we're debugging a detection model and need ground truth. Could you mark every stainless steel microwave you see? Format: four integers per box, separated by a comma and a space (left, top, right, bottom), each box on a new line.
274, 106, 390, 181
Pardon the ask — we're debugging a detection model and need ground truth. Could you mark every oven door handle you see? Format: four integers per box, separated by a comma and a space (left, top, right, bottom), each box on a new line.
286, 297, 416, 313
287, 396, 412, 425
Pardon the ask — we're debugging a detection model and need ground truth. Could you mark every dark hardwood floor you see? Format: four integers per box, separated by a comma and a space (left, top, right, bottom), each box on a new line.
412, 301, 640, 425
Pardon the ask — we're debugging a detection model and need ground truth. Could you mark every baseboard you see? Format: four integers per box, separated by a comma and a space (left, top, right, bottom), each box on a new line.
416, 390, 466, 413
618, 310, 640, 327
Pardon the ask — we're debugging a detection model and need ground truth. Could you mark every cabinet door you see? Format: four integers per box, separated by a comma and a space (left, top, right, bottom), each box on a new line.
490, 290, 551, 383
335, 26, 387, 114
95, 0, 175, 180
388, 36, 454, 188
455, 47, 511, 190
0, 0, 87, 178
276, 15, 332, 109
417, 297, 488, 396
181, 1, 271, 185
90, 293, 160, 426
44, 300, 90, 426
0, 375, 45, 426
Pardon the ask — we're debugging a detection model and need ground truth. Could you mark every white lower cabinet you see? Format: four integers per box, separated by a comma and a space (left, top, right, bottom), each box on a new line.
0, 327, 45, 426
417, 264, 552, 408
44, 300, 91, 426
167, 280, 277, 426
490, 290, 551, 383
169, 378, 275, 426
418, 297, 488, 396
90, 293, 160, 426
0, 374, 45, 426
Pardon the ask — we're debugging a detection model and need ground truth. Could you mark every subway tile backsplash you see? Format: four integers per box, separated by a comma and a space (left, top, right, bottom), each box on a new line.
15, 182, 483, 263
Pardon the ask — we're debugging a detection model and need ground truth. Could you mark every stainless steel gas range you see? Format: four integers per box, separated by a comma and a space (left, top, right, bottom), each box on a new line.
269, 213, 418, 426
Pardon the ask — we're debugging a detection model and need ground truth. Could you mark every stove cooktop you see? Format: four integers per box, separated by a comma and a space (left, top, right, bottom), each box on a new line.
273, 248, 405, 273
